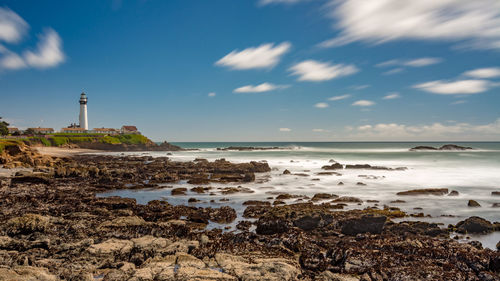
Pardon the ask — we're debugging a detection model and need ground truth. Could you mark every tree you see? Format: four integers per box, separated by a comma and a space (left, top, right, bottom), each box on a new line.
0, 117, 9, 136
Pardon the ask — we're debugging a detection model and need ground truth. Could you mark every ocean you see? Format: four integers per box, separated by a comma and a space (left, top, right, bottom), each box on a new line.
97, 142, 500, 248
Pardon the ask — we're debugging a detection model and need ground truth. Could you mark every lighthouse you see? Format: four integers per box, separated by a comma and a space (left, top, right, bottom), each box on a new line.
79, 92, 88, 130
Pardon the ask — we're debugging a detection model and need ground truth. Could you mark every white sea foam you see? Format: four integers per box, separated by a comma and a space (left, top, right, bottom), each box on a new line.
97, 142, 500, 248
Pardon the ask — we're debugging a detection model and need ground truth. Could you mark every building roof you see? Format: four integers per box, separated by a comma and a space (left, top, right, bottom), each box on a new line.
121, 126, 138, 131
92, 128, 118, 131
8, 127, 19, 131
61, 127, 86, 131
30, 127, 54, 131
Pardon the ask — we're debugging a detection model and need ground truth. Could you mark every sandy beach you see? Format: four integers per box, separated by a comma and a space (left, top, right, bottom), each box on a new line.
35, 146, 100, 157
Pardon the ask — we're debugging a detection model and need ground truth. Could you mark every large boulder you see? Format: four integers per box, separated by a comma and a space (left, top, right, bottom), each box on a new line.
456, 217, 494, 234
341, 215, 386, 235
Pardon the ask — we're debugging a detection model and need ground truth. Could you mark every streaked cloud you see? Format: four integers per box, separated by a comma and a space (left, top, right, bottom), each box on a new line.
383, 92, 400, 100
0, 8, 28, 43
351, 84, 370, 90
382, 68, 404, 75
351, 119, 500, 140
208, 92, 216, 97
0, 45, 26, 69
463, 67, 500, 79
377, 58, 442, 68
328, 94, 351, 101
312, 128, 328, 132
413, 79, 492, 95
259, 0, 305, 5
451, 100, 467, 105
233, 82, 287, 93
314, 102, 329, 108
216, 42, 291, 70
279, 127, 291, 132
289, 59, 358, 82
352, 100, 375, 106
24, 29, 65, 69
319, 0, 500, 50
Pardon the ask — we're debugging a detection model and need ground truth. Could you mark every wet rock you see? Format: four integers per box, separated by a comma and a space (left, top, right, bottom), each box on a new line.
396, 188, 448, 196
468, 200, 481, 207
190, 186, 211, 194
341, 215, 386, 235
283, 169, 291, 175
256, 216, 289, 235
356, 182, 366, 186
236, 220, 253, 231
242, 200, 271, 206
448, 190, 459, 196
316, 171, 342, 176
293, 215, 321, 231
171, 188, 187, 196
333, 197, 363, 203
322, 163, 343, 170
338, 182, 344, 185
390, 200, 406, 203
492, 203, 500, 208
496, 241, 500, 250
187, 198, 199, 203
243, 205, 268, 218
456, 216, 494, 234
311, 193, 338, 201
492, 191, 500, 196
209, 206, 237, 223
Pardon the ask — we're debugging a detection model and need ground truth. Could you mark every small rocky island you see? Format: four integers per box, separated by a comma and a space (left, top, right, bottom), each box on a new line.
0, 141, 498, 280
410, 144, 474, 151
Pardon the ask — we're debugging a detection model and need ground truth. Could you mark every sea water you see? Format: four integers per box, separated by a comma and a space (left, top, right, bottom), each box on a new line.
96, 142, 500, 248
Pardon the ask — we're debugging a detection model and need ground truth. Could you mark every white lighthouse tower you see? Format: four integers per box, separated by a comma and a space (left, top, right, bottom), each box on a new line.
79, 92, 88, 130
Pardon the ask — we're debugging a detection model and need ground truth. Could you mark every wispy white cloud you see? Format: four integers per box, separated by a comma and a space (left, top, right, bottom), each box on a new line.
259, 0, 305, 5
350, 119, 500, 140
352, 100, 375, 106
312, 128, 328, 132
351, 84, 370, 90
328, 94, 351, 101
463, 67, 500, 79
382, 68, 404, 75
233, 82, 288, 93
279, 127, 291, 132
216, 42, 291, 70
24, 29, 65, 69
413, 79, 492, 95
377, 57, 442, 68
0, 45, 26, 69
208, 92, 216, 97
319, 0, 500, 50
0, 8, 28, 43
314, 102, 329, 108
383, 92, 400, 100
289, 59, 358, 82
451, 100, 467, 105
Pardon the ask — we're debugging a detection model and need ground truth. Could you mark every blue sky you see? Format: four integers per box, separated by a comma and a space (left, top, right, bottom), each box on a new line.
1, 0, 500, 141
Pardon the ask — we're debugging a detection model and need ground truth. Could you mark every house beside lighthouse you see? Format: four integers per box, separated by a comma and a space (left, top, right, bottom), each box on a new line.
79, 92, 88, 130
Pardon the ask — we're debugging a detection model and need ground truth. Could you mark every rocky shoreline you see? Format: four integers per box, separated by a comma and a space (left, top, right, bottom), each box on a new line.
0, 148, 499, 280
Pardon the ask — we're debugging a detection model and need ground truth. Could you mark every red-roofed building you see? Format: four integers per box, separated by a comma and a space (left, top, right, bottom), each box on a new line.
121, 125, 140, 134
